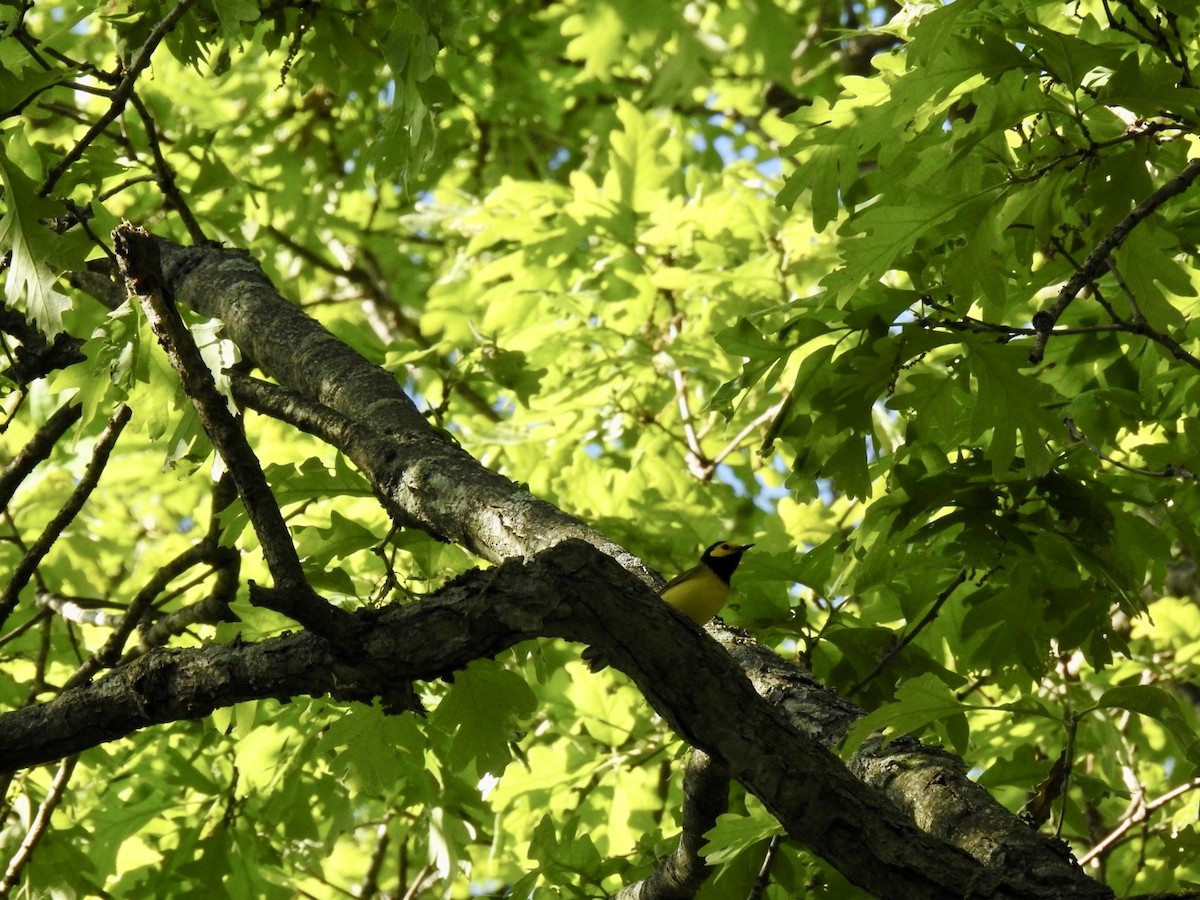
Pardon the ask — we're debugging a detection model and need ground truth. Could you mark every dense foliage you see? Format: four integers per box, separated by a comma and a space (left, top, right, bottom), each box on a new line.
3, 0, 1200, 897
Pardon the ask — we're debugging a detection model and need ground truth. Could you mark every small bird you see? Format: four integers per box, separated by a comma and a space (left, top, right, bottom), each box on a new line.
582, 540, 754, 672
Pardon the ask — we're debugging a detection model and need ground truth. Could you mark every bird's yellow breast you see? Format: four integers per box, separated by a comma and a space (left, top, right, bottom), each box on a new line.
660, 568, 730, 625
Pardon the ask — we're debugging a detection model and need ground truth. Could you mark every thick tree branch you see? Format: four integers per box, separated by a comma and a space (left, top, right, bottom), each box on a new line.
113, 224, 355, 644
0, 542, 1111, 900
148, 237, 649, 578
617, 750, 730, 900
64, 234, 1115, 898
0, 308, 85, 384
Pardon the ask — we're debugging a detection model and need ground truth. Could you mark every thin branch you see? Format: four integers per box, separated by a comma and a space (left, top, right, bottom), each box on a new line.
0, 755, 78, 897
615, 750, 730, 900
0, 404, 131, 630
134, 554, 240, 651
35, 592, 124, 628
61, 541, 218, 690
358, 817, 393, 900
1029, 157, 1200, 364
1064, 418, 1199, 481
399, 864, 435, 900
1095, 324, 1185, 368
0, 401, 82, 509
1079, 776, 1200, 866
748, 835, 786, 900
917, 314, 1125, 339
1104, 258, 1144, 323
128, 91, 206, 243
709, 400, 787, 472
1007, 122, 1181, 185
229, 373, 368, 454
846, 569, 969, 699
0, 608, 50, 652
40, 0, 198, 196
920, 296, 1200, 376
671, 367, 708, 475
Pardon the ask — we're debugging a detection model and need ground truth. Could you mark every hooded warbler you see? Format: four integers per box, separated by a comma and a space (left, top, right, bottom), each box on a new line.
582, 540, 753, 672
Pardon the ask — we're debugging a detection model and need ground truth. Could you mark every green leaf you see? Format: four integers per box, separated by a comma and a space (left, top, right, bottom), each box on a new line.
211, 0, 259, 41
0, 61, 71, 115
320, 703, 429, 796
965, 340, 1058, 475
263, 456, 375, 506
296, 510, 380, 565
842, 674, 968, 755
1092, 685, 1200, 764
827, 193, 970, 304
430, 660, 538, 775
702, 799, 785, 864
604, 99, 676, 214
527, 813, 604, 883
1113, 225, 1194, 331
0, 146, 78, 335
480, 346, 546, 406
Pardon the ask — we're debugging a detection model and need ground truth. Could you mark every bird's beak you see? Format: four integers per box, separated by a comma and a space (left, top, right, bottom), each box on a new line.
741, 543, 755, 552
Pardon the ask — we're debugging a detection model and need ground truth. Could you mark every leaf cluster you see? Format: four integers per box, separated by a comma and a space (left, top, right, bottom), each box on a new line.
3, 0, 1200, 897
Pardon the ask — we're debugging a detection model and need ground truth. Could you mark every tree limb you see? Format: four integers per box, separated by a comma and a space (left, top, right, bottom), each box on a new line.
0, 540, 1112, 900
149, 236, 650, 578
62, 233, 1116, 899
616, 750, 730, 900
114, 223, 355, 645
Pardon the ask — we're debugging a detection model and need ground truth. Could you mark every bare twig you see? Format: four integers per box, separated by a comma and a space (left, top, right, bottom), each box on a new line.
918, 315, 1125, 339
135, 550, 239, 650
128, 92, 206, 243
34, 592, 124, 628
1079, 776, 1200, 866
748, 835, 786, 900
61, 541, 218, 690
671, 364, 709, 478
709, 399, 787, 473
358, 817, 392, 900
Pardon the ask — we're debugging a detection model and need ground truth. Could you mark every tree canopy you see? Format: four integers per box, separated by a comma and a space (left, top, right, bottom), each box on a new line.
3, 0, 1200, 897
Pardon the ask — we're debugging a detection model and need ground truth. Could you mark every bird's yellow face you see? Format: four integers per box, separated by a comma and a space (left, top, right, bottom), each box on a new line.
705, 541, 750, 559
